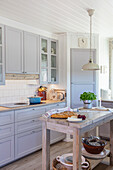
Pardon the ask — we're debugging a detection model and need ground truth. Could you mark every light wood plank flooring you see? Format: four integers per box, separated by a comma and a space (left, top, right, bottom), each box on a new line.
0, 141, 113, 170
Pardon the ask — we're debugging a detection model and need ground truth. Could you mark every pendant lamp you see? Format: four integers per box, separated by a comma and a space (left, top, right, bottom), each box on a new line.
82, 9, 100, 71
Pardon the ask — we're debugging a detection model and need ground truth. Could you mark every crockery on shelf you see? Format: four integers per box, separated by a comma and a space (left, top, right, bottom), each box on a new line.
82, 136, 107, 154
56, 153, 89, 169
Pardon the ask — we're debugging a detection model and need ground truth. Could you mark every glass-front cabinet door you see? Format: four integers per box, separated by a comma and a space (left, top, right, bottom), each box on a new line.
40, 37, 58, 84
50, 40, 58, 83
40, 37, 49, 84
0, 25, 5, 85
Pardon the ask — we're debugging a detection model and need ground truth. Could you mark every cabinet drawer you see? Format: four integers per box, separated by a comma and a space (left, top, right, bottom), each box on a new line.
45, 104, 58, 112
0, 111, 14, 125
0, 124, 14, 139
57, 102, 66, 108
0, 136, 14, 166
15, 118, 42, 134
45, 103, 66, 112
15, 107, 45, 122
15, 128, 42, 159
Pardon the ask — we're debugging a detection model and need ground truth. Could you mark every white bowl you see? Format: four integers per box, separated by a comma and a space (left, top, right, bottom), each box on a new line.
56, 153, 89, 169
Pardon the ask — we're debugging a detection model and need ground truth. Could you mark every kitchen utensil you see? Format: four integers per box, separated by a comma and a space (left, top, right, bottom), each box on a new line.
82, 136, 107, 154
67, 117, 83, 122
28, 96, 42, 104
82, 147, 110, 159
52, 158, 91, 170
56, 153, 89, 170
37, 86, 47, 100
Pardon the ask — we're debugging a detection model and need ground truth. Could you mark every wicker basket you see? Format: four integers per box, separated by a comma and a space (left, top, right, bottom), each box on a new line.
52, 158, 91, 170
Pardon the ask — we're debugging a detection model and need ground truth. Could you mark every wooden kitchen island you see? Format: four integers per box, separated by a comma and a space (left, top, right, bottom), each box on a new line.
40, 110, 113, 170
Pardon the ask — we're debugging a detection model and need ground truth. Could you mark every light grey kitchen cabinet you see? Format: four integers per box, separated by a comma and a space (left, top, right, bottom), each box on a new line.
50, 39, 58, 84
0, 111, 14, 126
15, 107, 45, 122
0, 136, 14, 166
0, 123, 14, 140
0, 103, 66, 166
5, 26, 23, 73
0, 24, 5, 85
0, 111, 14, 167
45, 102, 66, 112
24, 32, 39, 74
40, 37, 58, 84
99, 101, 113, 138
15, 128, 42, 159
15, 118, 41, 135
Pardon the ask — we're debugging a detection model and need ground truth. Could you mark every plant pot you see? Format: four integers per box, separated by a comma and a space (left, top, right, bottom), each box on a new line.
83, 100, 92, 109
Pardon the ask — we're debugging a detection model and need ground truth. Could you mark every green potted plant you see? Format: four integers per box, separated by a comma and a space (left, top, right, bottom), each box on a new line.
80, 92, 97, 109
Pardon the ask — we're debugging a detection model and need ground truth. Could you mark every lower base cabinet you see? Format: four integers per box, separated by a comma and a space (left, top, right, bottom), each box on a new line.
0, 103, 66, 167
99, 101, 112, 138
15, 128, 65, 159
0, 136, 14, 166
15, 128, 42, 159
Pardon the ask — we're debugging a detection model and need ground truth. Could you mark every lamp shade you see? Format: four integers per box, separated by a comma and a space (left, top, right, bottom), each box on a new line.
82, 62, 100, 71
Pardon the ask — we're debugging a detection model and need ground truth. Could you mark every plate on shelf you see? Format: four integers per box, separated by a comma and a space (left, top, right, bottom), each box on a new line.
82, 147, 110, 159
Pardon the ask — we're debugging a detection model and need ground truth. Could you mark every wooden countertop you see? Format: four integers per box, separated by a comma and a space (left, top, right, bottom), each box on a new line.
0, 100, 66, 112
40, 110, 113, 130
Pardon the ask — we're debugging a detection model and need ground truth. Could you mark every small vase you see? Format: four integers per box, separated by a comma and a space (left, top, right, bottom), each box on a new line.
83, 100, 92, 109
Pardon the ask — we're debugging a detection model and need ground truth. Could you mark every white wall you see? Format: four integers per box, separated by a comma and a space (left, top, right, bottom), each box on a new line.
58, 34, 67, 89
0, 80, 38, 104
99, 36, 109, 91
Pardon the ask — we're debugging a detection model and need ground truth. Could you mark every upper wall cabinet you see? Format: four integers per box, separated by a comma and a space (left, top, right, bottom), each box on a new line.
5, 27, 39, 74
5, 26, 23, 74
40, 37, 58, 84
0, 24, 5, 85
23, 32, 39, 74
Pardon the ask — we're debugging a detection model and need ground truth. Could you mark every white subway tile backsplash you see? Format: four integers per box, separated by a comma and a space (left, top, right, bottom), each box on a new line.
0, 80, 38, 104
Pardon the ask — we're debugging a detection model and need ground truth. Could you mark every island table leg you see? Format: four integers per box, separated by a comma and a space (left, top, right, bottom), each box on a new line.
73, 128, 81, 170
42, 122, 50, 170
110, 119, 113, 165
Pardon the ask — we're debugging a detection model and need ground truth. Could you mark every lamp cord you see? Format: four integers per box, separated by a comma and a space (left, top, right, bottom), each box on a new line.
90, 15, 92, 63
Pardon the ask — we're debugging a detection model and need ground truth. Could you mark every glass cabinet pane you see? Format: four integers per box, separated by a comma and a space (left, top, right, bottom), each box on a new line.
41, 39, 47, 53
51, 41, 56, 54
41, 68, 48, 82
51, 55, 56, 67
41, 54, 48, 67
51, 69, 56, 82
0, 65, 3, 82
0, 27, 2, 44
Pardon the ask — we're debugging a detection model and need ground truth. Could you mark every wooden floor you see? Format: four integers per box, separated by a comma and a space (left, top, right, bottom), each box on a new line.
0, 141, 113, 170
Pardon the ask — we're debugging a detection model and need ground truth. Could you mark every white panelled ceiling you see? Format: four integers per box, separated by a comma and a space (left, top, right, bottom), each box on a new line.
0, 0, 113, 36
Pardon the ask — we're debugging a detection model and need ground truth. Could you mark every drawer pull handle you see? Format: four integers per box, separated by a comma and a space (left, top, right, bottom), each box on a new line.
31, 131, 35, 134
32, 120, 35, 122
32, 109, 35, 110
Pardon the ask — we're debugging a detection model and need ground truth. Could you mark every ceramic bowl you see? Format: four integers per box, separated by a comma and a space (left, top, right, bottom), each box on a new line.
56, 153, 89, 170
82, 137, 107, 154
